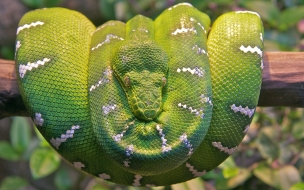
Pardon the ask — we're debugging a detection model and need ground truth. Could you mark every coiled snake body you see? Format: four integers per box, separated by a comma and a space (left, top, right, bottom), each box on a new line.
15, 3, 263, 186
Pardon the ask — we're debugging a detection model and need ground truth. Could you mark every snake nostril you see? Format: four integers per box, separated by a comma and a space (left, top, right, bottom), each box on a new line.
146, 100, 151, 105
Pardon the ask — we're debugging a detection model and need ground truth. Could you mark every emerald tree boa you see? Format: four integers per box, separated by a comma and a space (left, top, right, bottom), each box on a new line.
15, 3, 263, 186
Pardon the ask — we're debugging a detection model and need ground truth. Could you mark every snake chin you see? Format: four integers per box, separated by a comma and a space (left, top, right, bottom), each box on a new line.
130, 85, 164, 120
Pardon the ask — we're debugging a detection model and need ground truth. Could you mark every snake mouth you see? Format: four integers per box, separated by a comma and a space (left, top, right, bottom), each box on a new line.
144, 109, 158, 120
132, 103, 162, 121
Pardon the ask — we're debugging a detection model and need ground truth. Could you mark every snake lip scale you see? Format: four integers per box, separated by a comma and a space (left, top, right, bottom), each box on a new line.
15, 3, 263, 186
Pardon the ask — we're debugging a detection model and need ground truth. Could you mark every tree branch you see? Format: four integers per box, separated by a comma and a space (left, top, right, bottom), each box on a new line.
1, 52, 304, 119
259, 52, 304, 107
0, 59, 28, 118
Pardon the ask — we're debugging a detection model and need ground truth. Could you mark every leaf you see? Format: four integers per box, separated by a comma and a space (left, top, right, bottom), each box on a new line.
89, 184, 109, 190
263, 40, 282, 51
253, 163, 301, 189
34, 127, 50, 147
21, 0, 45, 7
171, 182, 188, 190
98, 0, 117, 20
43, 0, 64, 7
84, 178, 117, 190
216, 168, 251, 189
0, 141, 20, 161
278, 144, 293, 165
10, 117, 31, 154
291, 121, 304, 140
184, 177, 205, 190
274, 165, 301, 190
244, 1, 280, 27
218, 156, 236, 169
222, 167, 239, 179
212, 0, 233, 4
22, 137, 40, 161
0, 46, 15, 60
201, 170, 221, 180
290, 183, 304, 190
278, 6, 304, 31
218, 157, 239, 178
114, 1, 129, 21
21, 0, 63, 8
264, 29, 300, 50
0, 176, 28, 190
152, 186, 165, 190
255, 127, 279, 159
30, 147, 61, 179
54, 169, 72, 190
253, 162, 276, 187
226, 168, 251, 188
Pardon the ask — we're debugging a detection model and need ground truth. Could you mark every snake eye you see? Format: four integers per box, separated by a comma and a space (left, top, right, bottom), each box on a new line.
162, 76, 166, 87
124, 76, 131, 87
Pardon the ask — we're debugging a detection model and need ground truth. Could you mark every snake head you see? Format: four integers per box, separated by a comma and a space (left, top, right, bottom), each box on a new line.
113, 41, 168, 121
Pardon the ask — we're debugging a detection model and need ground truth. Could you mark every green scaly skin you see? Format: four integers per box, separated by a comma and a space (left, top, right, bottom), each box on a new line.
15, 3, 263, 186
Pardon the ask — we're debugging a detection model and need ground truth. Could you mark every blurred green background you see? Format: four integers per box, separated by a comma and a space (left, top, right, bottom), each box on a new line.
0, 0, 304, 189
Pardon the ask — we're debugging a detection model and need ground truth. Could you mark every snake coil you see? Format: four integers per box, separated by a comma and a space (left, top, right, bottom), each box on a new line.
16, 3, 263, 186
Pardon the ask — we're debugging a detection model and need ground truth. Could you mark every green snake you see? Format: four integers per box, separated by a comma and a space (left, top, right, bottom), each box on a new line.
15, 3, 264, 186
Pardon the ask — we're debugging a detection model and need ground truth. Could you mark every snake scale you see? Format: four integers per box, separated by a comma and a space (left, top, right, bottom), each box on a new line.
15, 3, 264, 186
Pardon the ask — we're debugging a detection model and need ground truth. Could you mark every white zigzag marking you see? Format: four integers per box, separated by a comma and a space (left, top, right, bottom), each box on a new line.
192, 45, 207, 55
89, 68, 112, 91
102, 104, 117, 115
50, 125, 80, 149
34, 113, 44, 126
243, 125, 250, 134
259, 33, 264, 69
125, 144, 134, 157
123, 160, 131, 167
176, 67, 204, 77
17, 21, 44, 34
15, 41, 21, 59
15, 41, 21, 52
123, 144, 135, 167
156, 125, 172, 153
178, 103, 205, 118
132, 174, 142, 186
200, 94, 212, 106
185, 162, 206, 177
212, 142, 237, 155
99, 173, 111, 179
230, 104, 255, 118
91, 34, 124, 50
95, 22, 116, 32
190, 17, 207, 34
172, 27, 197, 35
132, 28, 148, 33
73, 162, 85, 169
168, 3, 192, 10
179, 133, 193, 155
112, 120, 134, 142
19, 58, 51, 78
235, 11, 260, 18
239, 45, 262, 57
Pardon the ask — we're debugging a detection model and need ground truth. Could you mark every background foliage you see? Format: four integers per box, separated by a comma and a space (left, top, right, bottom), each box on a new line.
0, 0, 304, 189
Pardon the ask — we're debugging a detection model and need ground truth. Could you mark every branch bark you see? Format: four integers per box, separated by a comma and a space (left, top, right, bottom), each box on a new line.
1, 52, 304, 119
259, 52, 304, 107
0, 59, 28, 118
